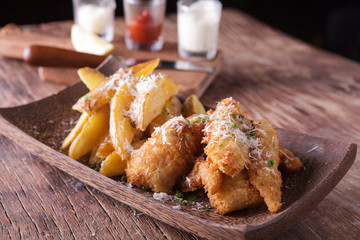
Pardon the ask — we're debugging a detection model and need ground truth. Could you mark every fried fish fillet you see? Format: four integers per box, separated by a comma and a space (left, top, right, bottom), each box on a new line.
248, 119, 282, 213
180, 156, 204, 192
206, 169, 263, 215
203, 98, 252, 177
126, 115, 205, 193
279, 147, 303, 172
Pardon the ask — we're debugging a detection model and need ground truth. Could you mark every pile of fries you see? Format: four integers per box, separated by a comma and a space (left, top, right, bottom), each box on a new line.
62, 59, 303, 214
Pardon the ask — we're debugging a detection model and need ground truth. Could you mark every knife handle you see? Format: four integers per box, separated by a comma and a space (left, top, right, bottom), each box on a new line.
23, 45, 107, 68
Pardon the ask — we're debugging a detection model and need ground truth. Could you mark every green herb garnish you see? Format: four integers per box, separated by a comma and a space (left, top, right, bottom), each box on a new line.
120, 175, 127, 182
231, 133, 235, 137
232, 123, 238, 129
181, 200, 189, 205
243, 128, 248, 133
43, 133, 50, 138
205, 205, 211, 212
185, 119, 190, 126
250, 132, 257, 137
130, 121, 136, 127
175, 190, 183, 198
301, 157, 308, 164
268, 159, 274, 167
181, 135, 186, 140
189, 194, 197, 201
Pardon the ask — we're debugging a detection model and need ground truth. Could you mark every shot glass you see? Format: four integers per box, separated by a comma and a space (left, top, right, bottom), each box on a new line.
72, 0, 116, 42
177, 0, 222, 60
123, 0, 166, 51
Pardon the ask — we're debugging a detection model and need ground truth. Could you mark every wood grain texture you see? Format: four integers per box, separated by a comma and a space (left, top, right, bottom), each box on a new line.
0, 9, 359, 239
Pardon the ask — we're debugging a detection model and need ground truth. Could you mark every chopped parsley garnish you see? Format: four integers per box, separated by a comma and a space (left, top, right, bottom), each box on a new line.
250, 132, 257, 137
301, 157, 308, 164
189, 194, 197, 201
193, 119, 199, 123
232, 114, 237, 119
219, 143, 223, 147
232, 123, 238, 129
130, 121, 136, 127
181, 200, 189, 205
175, 190, 183, 198
201, 116, 209, 122
243, 128, 248, 133
142, 187, 147, 191
85, 95, 91, 100
231, 133, 235, 137
247, 136, 251, 140
120, 175, 127, 182
205, 205, 211, 212
90, 164, 100, 172
181, 135, 186, 140
123, 115, 127, 118
268, 159, 274, 167
230, 117, 234, 122
185, 119, 190, 126
43, 133, 50, 138
182, 174, 187, 181
159, 72, 164, 76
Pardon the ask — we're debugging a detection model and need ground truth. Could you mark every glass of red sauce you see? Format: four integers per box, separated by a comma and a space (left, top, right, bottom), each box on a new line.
123, 0, 166, 51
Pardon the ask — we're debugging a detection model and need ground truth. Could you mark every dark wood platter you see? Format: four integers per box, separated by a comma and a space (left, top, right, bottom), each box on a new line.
0, 57, 356, 239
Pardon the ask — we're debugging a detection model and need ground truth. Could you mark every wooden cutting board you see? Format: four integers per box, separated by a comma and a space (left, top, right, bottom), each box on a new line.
0, 31, 221, 98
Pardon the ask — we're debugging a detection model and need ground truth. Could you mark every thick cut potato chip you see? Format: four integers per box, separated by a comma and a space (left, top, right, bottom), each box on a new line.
100, 151, 126, 177
61, 113, 89, 150
109, 87, 135, 161
182, 94, 206, 117
73, 59, 159, 114
78, 67, 106, 90
129, 74, 181, 131
146, 96, 182, 136
69, 104, 110, 159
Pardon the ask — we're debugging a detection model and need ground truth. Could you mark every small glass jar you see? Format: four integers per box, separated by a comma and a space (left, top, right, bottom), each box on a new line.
123, 0, 166, 51
177, 0, 222, 60
72, 0, 116, 42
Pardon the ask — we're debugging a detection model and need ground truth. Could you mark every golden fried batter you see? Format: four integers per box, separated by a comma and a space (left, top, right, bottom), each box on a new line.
248, 119, 282, 213
207, 170, 263, 215
198, 159, 223, 195
203, 98, 252, 177
279, 147, 303, 172
126, 115, 205, 193
180, 156, 204, 192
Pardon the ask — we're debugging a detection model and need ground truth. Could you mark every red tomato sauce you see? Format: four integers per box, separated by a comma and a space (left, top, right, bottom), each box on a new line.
127, 10, 163, 44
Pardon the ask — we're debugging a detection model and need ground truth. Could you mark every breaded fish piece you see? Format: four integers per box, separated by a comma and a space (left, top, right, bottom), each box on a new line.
279, 147, 303, 172
180, 156, 204, 192
198, 159, 223, 195
248, 119, 282, 213
126, 115, 205, 193
203, 98, 252, 177
207, 170, 263, 215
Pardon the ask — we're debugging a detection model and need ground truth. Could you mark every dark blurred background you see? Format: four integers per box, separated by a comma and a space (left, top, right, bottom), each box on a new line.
1, 0, 360, 62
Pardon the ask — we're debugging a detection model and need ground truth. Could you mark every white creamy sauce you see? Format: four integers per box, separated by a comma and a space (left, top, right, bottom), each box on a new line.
177, 0, 221, 53
77, 4, 113, 35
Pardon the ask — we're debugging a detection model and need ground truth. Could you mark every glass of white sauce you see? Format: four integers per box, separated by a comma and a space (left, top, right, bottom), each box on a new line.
177, 0, 222, 60
73, 0, 116, 42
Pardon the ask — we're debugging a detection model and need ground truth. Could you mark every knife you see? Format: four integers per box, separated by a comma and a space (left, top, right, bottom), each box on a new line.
24, 45, 214, 73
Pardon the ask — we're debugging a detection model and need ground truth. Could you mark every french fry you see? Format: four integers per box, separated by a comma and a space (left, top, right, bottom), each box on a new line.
146, 95, 182, 136
99, 151, 126, 177
99, 138, 147, 177
125, 58, 160, 78
96, 137, 114, 159
72, 59, 160, 114
109, 87, 135, 161
61, 113, 89, 149
69, 104, 110, 160
129, 74, 181, 131
182, 94, 206, 117
78, 67, 106, 90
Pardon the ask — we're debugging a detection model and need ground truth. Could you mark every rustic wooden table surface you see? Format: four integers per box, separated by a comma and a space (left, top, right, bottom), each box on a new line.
0, 9, 359, 239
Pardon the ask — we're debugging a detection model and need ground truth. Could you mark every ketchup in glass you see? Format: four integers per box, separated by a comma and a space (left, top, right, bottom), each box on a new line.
127, 10, 163, 44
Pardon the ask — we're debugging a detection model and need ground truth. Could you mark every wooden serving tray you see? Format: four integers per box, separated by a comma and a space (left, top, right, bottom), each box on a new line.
0, 59, 356, 239
0, 31, 221, 98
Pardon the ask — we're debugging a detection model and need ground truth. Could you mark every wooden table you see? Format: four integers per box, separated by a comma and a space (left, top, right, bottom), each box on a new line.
0, 9, 359, 239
